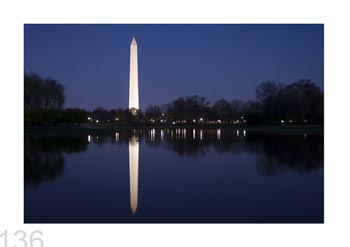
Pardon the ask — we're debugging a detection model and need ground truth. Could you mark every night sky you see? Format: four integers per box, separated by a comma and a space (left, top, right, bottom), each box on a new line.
24, 24, 324, 110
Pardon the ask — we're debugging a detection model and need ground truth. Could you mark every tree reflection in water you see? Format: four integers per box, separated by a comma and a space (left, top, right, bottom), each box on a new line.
252, 134, 323, 176
143, 128, 323, 175
24, 128, 323, 188
84, 128, 323, 176
24, 136, 88, 187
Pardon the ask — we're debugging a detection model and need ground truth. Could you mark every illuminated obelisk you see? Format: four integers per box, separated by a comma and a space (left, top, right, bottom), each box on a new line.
129, 135, 139, 214
129, 37, 139, 112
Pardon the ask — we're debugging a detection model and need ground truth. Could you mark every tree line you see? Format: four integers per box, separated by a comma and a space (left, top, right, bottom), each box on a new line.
24, 73, 323, 126
24, 73, 86, 126
145, 79, 323, 125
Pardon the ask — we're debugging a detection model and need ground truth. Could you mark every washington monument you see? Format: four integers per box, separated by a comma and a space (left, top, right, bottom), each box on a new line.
128, 37, 140, 214
129, 37, 139, 112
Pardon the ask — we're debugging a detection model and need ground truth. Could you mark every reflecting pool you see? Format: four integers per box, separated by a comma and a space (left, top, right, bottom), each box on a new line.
24, 128, 323, 223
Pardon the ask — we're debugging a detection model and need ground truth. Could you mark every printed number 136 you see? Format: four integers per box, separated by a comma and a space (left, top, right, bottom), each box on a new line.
0, 230, 43, 247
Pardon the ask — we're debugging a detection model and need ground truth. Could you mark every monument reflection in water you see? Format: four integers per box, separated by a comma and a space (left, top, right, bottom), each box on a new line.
129, 135, 139, 214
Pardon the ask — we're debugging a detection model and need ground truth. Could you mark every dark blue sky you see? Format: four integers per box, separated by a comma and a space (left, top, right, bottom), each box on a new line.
24, 24, 323, 110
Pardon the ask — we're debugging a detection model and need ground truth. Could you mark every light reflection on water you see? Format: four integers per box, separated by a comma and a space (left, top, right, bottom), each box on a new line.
129, 135, 139, 214
217, 129, 221, 140
115, 132, 119, 141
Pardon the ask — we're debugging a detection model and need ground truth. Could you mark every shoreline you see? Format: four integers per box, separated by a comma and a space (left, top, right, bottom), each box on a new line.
24, 124, 324, 136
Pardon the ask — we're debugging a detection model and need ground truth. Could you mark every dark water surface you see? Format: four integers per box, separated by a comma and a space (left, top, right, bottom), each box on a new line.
24, 128, 323, 223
